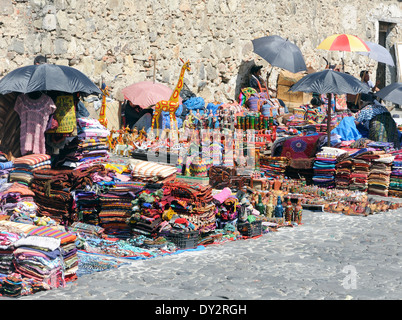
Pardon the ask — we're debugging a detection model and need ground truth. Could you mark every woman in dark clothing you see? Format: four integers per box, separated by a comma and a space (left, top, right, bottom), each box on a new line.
249, 65, 268, 93
249, 64, 289, 113
123, 100, 153, 130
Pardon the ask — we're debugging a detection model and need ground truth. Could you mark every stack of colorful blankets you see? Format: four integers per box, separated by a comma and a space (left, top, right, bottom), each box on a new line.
12, 235, 66, 289
162, 181, 216, 234
354, 149, 394, 196
348, 158, 370, 191
0, 182, 38, 227
68, 222, 105, 239
128, 188, 164, 236
335, 158, 353, 189
30, 169, 74, 225
0, 152, 13, 185
0, 230, 22, 275
367, 156, 394, 197
259, 156, 289, 179
73, 190, 100, 225
98, 189, 136, 239
0, 220, 78, 286
9, 154, 51, 186
55, 117, 110, 169
389, 150, 402, 197
313, 147, 348, 188
26, 226, 78, 283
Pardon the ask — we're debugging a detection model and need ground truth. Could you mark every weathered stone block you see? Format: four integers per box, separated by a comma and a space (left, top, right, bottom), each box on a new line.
0, 0, 13, 15
42, 14, 57, 31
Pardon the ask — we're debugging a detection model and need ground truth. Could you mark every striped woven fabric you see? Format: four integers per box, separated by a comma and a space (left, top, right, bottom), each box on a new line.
26, 225, 76, 244
13, 154, 51, 167
0, 220, 37, 234
128, 159, 177, 179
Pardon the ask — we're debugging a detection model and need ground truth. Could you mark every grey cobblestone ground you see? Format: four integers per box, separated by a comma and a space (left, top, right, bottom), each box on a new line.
12, 206, 402, 301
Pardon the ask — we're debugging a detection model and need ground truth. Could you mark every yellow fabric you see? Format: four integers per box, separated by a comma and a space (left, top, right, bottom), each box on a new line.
104, 163, 127, 174
47, 95, 76, 134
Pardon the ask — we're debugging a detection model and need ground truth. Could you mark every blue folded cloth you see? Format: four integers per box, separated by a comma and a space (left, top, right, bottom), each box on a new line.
0, 161, 13, 170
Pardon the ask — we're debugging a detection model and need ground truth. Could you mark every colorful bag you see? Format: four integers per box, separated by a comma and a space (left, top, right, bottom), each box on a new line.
246, 92, 269, 112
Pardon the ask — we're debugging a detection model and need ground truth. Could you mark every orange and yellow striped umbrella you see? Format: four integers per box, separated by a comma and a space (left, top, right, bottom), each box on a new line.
317, 34, 370, 52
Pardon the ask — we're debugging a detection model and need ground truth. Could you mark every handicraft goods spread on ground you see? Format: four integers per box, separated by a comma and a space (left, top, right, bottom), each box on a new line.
1, 68, 402, 298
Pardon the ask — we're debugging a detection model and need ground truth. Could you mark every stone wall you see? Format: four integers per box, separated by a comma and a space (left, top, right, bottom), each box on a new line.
0, 0, 401, 107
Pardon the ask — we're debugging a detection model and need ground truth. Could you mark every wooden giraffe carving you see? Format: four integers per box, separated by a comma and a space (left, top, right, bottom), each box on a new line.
151, 59, 191, 136
99, 82, 109, 128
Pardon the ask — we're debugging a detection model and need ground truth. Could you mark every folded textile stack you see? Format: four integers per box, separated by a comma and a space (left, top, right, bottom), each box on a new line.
389, 150, 402, 197
349, 158, 370, 191
26, 226, 78, 283
188, 204, 217, 233
0, 152, 13, 185
127, 159, 177, 183
98, 190, 136, 239
0, 230, 21, 275
55, 118, 110, 169
0, 273, 24, 297
0, 220, 37, 234
335, 159, 353, 189
9, 154, 51, 186
73, 190, 100, 225
30, 169, 75, 225
164, 181, 214, 208
12, 235, 65, 289
8, 201, 39, 225
129, 189, 164, 236
162, 181, 215, 234
313, 153, 337, 188
367, 156, 394, 197
313, 147, 349, 188
367, 141, 395, 154
0, 272, 48, 297
259, 156, 289, 179
0, 182, 36, 221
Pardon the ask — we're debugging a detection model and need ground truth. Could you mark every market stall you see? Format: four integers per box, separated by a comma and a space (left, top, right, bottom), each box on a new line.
1, 59, 402, 299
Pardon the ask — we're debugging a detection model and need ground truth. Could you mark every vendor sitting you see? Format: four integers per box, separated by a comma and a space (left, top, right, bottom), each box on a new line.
124, 100, 153, 131
304, 97, 323, 122
249, 64, 288, 113
249, 65, 268, 93
354, 94, 401, 149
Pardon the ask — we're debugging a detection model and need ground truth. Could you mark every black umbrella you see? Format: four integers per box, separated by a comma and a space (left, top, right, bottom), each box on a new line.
289, 69, 368, 146
252, 35, 307, 74
0, 64, 102, 95
375, 82, 402, 105
289, 69, 368, 95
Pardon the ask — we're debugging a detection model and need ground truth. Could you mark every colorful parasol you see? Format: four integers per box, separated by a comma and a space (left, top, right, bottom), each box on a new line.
317, 34, 370, 52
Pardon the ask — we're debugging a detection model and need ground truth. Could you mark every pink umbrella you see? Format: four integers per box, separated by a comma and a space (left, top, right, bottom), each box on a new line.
121, 81, 182, 109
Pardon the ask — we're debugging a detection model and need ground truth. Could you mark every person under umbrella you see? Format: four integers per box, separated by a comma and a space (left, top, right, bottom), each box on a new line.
249, 65, 268, 93
248, 64, 288, 112
360, 70, 380, 93
354, 93, 400, 148
123, 100, 153, 131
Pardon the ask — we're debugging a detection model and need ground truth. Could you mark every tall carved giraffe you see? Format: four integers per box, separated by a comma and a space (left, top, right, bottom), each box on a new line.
151, 59, 191, 137
99, 81, 109, 128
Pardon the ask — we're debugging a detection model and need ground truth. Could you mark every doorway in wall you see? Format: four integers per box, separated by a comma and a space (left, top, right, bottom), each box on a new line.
376, 21, 397, 89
